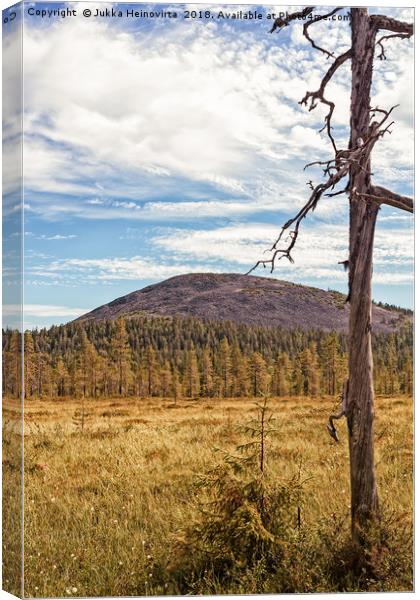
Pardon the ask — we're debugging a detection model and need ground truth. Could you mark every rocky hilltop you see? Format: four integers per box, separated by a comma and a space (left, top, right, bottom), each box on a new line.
76, 273, 409, 333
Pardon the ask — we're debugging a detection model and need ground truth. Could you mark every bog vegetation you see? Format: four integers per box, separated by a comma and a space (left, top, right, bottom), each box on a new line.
3, 393, 413, 596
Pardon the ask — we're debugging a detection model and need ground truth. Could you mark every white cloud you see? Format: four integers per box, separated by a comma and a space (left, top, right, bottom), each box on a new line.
4, 304, 87, 317
151, 219, 413, 284
22, 8, 413, 223
28, 256, 221, 283
37, 234, 77, 240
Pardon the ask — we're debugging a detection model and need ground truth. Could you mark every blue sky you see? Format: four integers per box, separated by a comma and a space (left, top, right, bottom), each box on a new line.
2, 3, 414, 328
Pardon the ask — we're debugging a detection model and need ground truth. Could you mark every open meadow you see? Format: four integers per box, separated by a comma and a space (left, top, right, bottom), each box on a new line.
3, 394, 413, 596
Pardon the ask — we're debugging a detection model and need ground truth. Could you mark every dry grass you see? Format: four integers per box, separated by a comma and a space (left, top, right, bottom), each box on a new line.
3, 394, 413, 596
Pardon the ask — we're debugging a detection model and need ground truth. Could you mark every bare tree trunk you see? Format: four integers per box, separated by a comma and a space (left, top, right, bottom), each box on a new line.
347, 8, 380, 544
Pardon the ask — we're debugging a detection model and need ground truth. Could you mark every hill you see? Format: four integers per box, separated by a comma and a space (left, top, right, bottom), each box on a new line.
76, 273, 409, 333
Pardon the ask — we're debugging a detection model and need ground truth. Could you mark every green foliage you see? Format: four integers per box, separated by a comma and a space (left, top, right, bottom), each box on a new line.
170, 400, 305, 592
2, 315, 412, 399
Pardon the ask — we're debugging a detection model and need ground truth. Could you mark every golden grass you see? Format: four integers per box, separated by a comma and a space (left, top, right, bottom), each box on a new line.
3, 394, 413, 596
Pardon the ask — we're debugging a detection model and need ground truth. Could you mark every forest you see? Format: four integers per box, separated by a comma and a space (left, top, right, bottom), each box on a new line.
2, 313, 413, 400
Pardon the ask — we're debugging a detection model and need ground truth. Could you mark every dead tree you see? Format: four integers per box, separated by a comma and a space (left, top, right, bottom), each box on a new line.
248, 7, 413, 545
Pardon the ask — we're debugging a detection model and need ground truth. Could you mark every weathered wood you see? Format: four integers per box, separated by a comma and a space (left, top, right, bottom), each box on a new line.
253, 5, 413, 549
347, 8, 380, 543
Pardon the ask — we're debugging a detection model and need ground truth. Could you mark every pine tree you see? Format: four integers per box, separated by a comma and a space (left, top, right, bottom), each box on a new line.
111, 318, 132, 395
171, 366, 182, 405
53, 358, 69, 397
24, 332, 37, 397
201, 347, 214, 398
160, 361, 172, 397
271, 352, 291, 397
320, 333, 341, 395
291, 355, 304, 396
219, 337, 232, 397
3, 331, 21, 397
184, 346, 200, 398
384, 338, 399, 395
248, 352, 269, 397
145, 346, 158, 396
299, 343, 320, 396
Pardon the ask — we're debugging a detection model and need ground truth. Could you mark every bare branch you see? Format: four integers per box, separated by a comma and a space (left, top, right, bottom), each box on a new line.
247, 105, 401, 275
303, 7, 344, 58
246, 163, 350, 275
376, 32, 412, 60
325, 188, 348, 198
300, 49, 351, 153
365, 186, 413, 213
269, 6, 314, 34
352, 104, 398, 169
371, 14, 414, 36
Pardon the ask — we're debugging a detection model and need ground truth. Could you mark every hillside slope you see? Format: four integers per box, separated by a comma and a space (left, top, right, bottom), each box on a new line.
76, 273, 409, 333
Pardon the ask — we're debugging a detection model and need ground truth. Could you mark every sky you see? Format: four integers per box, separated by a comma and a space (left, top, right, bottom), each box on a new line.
2, 2, 414, 329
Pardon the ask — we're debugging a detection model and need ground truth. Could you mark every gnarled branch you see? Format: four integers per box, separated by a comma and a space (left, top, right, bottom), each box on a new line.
370, 14, 414, 36
327, 379, 349, 442
246, 162, 350, 274
376, 32, 412, 60
247, 107, 401, 275
365, 186, 413, 213
303, 7, 344, 58
300, 49, 351, 152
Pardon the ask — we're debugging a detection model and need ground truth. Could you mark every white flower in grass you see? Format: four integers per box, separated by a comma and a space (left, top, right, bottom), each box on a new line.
71, 587, 78, 593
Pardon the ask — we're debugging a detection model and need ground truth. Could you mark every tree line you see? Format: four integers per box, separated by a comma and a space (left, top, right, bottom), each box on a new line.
2, 314, 412, 399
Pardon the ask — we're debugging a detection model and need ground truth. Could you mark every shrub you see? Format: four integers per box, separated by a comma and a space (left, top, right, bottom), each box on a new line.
169, 400, 306, 593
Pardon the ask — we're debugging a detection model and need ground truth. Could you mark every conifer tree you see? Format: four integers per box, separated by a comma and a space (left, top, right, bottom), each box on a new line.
299, 344, 320, 396
201, 347, 214, 398
272, 352, 291, 397
184, 346, 200, 398
160, 360, 172, 397
384, 338, 399, 395
53, 358, 69, 397
3, 331, 21, 397
145, 346, 158, 396
320, 333, 341, 395
248, 352, 269, 397
171, 366, 182, 405
24, 331, 37, 397
112, 318, 132, 395
219, 337, 232, 397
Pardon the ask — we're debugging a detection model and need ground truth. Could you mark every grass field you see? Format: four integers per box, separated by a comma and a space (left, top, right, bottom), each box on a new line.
3, 394, 413, 596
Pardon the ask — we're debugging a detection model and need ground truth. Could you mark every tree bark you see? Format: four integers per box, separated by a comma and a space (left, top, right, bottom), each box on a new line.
347, 8, 380, 544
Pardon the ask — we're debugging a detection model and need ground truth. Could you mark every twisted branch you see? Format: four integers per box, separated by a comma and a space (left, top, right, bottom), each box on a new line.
300, 49, 351, 153
246, 163, 349, 274
370, 14, 414, 35
376, 32, 412, 60
247, 107, 401, 275
360, 186, 413, 213
327, 380, 349, 443
249, 11, 413, 277
303, 7, 344, 58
